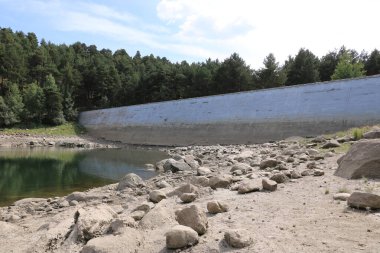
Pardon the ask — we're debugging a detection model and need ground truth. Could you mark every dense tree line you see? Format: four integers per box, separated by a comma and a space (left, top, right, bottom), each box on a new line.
1, 27, 380, 127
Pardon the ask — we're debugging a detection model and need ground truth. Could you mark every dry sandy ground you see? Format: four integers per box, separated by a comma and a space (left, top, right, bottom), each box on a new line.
0, 140, 379, 253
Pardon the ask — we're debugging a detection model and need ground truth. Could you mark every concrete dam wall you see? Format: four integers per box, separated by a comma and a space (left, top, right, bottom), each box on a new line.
79, 76, 380, 146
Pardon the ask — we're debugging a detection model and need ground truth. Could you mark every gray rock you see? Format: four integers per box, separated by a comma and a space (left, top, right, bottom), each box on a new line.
133, 202, 154, 213
155, 159, 169, 171
290, 170, 302, 179
197, 166, 211, 176
109, 219, 124, 235
184, 155, 200, 169
66, 192, 87, 202
313, 169, 325, 176
190, 176, 210, 187
163, 159, 192, 173
149, 190, 167, 203
347, 192, 380, 209
71, 204, 118, 243
130, 210, 146, 221
156, 180, 171, 189
335, 139, 380, 179
224, 229, 252, 248
333, 193, 351, 201
117, 173, 145, 190
180, 193, 197, 203
301, 170, 311, 176
207, 201, 229, 214
209, 175, 232, 189
168, 183, 199, 197
262, 178, 277, 191
270, 172, 288, 183
363, 128, 380, 139
231, 163, 251, 174
166, 225, 199, 249
260, 159, 278, 169
321, 140, 341, 149
175, 205, 208, 235
237, 180, 260, 194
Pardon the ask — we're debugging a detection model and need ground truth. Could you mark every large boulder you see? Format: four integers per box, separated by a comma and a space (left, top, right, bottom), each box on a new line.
116, 173, 145, 190
166, 225, 199, 249
347, 192, 380, 209
363, 127, 380, 139
175, 205, 208, 235
335, 139, 380, 179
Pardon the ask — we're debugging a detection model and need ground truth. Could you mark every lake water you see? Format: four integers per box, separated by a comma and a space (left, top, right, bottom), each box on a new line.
0, 147, 167, 206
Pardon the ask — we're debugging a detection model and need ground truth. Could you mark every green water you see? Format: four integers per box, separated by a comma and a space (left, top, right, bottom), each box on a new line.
0, 148, 167, 206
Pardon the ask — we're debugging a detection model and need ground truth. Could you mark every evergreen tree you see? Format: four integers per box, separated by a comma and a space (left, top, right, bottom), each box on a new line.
286, 49, 320, 85
331, 52, 365, 80
256, 53, 286, 89
63, 90, 77, 121
4, 82, 23, 125
22, 82, 45, 124
213, 53, 254, 94
0, 96, 12, 127
43, 74, 65, 125
365, 49, 380, 76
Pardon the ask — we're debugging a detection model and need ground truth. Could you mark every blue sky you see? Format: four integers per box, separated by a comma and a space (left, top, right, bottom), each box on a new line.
1, 0, 379, 68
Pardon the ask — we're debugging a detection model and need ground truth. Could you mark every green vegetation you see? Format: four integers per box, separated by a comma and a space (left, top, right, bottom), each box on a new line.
1, 122, 86, 136
1, 27, 380, 128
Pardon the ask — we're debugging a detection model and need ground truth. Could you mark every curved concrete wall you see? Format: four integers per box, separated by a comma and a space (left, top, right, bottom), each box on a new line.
79, 76, 380, 146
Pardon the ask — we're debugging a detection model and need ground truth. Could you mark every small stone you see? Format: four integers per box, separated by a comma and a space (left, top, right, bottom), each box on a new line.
130, 210, 146, 221
69, 200, 79, 206
290, 170, 302, 179
197, 166, 211, 176
270, 172, 288, 183
347, 192, 380, 209
117, 173, 145, 190
175, 205, 208, 235
333, 193, 351, 201
262, 178, 277, 191
149, 190, 167, 203
301, 170, 310, 176
322, 140, 341, 149
224, 229, 252, 248
156, 180, 171, 189
237, 180, 260, 194
166, 225, 199, 249
180, 193, 197, 203
190, 176, 210, 187
207, 201, 229, 214
313, 169, 325, 176
133, 202, 153, 213
260, 159, 278, 169
209, 175, 232, 189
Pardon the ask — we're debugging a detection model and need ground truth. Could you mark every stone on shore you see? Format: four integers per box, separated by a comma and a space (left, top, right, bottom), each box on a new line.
335, 139, 380, 179
197, 166, 212, 176
270, 172, 288, 183
166, 225, 199, 249
260, 159, 278, 169
175, 205, 208, 235
363, 128, 380, 139
262, 178, 277, 191
116, 173, 145, 190
163, 159, 192, 173
333, 193, 351, 201
207, 201, 229, 214
237, 180, 260, 194
180, 193, 197, 203
149, 190, 167, 203
224, 229, 252, 248
321, 140, 341, 149
347, 192, 380, 209
209, 175, 232, 189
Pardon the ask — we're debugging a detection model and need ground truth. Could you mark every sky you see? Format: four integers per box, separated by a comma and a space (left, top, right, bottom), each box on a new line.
0, 0, 379, 68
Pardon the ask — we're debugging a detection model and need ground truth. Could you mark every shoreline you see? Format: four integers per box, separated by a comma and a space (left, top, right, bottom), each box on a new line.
0, 135, 379, 252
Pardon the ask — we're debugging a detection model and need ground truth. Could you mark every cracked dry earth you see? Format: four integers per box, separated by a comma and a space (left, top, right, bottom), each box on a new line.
0, 139, 379, 253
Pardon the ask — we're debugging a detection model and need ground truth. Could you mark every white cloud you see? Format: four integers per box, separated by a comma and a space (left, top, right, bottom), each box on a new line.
156, 0, 380, 68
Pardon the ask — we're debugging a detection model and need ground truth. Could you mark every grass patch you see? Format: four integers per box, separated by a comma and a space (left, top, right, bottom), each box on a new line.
0, 122, 87, 136
337, 186, 350, 193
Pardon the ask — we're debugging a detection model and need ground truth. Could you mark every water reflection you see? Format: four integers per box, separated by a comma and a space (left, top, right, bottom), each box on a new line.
0, 148, 167, 206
